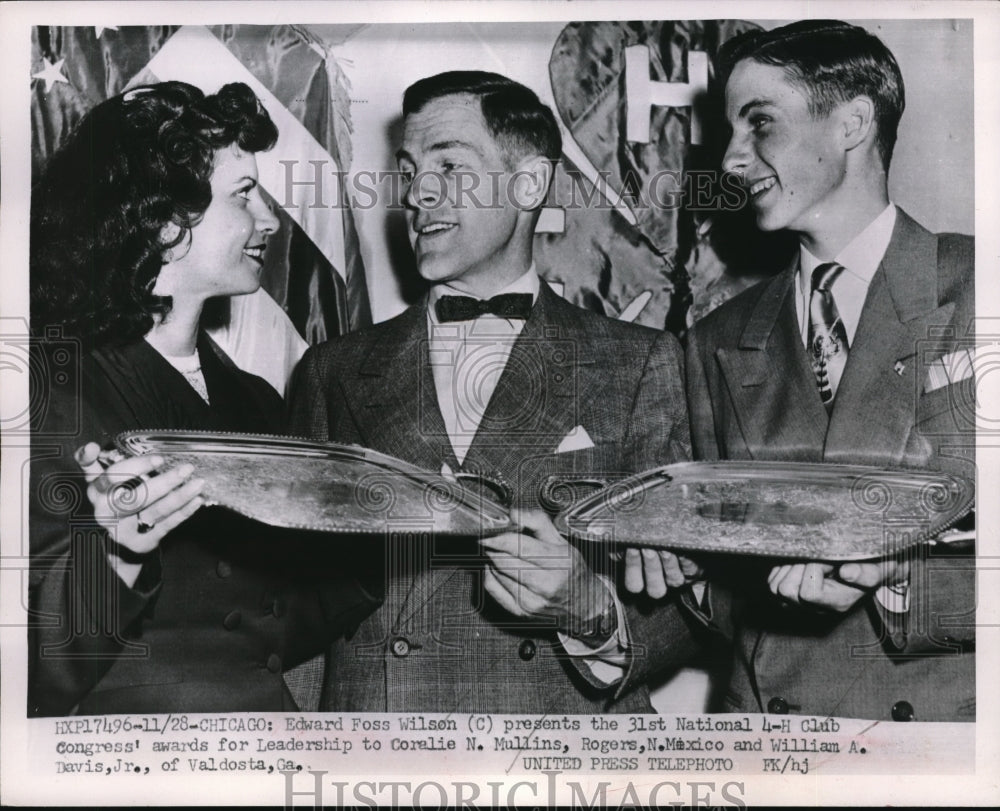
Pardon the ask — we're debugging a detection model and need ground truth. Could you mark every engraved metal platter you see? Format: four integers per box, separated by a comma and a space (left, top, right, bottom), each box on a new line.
115, 430, 513, 535
553, 461, 974, 560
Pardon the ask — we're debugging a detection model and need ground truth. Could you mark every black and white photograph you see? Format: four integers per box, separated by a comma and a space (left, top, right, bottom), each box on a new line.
1, 0, 998, 806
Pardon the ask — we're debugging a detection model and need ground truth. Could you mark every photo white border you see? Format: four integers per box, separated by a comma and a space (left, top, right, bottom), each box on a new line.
2, 1, 998, 806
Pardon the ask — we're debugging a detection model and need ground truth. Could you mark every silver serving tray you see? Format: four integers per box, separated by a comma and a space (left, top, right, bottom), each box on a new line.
553, 461, 974, 560
115, 430, 513, 535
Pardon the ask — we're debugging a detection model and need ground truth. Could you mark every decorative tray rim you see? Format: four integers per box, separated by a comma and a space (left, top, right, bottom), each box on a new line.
553, 460, 975, 559
114, 429, 513, 533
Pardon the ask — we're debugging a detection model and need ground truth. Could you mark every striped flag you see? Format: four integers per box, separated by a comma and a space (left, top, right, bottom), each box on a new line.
30, 24, 371, 393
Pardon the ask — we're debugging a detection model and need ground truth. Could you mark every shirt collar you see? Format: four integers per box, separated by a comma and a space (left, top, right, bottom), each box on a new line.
799, 203, 896, 294
427, 264, 540, 325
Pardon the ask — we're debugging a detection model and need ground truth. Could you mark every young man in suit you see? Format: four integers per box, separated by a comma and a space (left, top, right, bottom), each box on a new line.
288, 72, 698, 712
635, 20, 975, 721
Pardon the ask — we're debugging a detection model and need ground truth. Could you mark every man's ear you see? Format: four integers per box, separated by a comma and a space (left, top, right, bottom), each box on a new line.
841, 95, 877, 152
509, 155, 553, 213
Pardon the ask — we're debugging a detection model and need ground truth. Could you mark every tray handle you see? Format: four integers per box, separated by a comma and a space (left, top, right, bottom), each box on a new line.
538, 476, 613, 514
454, 471, 513, 509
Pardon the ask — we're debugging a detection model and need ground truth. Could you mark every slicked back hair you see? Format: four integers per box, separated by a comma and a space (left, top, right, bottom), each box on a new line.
402, 71, 562, 167
720, 20, 905, 170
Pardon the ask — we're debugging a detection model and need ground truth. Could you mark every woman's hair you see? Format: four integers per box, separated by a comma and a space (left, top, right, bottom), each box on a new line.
31, 81, 277, 349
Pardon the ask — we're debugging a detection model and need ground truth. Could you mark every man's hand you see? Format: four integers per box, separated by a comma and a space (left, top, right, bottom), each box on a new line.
767, 560, 910, 612
623, 548, 704, 599
480, 508, 613, 635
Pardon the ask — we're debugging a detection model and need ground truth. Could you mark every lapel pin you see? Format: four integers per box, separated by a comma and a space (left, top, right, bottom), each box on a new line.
893, 360, 906, 376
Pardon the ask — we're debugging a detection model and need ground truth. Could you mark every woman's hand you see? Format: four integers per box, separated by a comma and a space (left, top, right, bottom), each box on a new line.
76, 443, 205, 583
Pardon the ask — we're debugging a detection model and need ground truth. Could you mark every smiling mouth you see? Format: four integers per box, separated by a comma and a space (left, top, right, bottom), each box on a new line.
748, 176, 777, 198
416, 222, 457, 238
243, 244, 266, 264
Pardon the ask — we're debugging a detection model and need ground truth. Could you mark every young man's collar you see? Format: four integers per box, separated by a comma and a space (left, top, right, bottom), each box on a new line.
799, 203, 896, 291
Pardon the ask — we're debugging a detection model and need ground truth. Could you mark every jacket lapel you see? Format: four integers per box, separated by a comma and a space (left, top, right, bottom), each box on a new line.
715, 268, 829, 460
404, 284, 584, 618
461, 283, 582, 492
824, 210, 955, 464
345, 304, 458, 473
337, 304, 465, 625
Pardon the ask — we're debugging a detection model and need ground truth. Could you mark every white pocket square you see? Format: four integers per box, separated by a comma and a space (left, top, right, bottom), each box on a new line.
924, 349, 975, 393
556, 425, 595, 454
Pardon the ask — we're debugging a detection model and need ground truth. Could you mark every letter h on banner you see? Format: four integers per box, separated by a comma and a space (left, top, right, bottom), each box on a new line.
624, 45, 709, 145
538, 45, 709, 237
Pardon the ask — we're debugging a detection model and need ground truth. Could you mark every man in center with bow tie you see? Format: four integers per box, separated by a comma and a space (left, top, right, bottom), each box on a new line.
287, 71, 697, 712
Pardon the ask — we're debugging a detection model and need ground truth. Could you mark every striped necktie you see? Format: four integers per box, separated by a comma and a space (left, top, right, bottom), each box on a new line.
808, 262, 849, 411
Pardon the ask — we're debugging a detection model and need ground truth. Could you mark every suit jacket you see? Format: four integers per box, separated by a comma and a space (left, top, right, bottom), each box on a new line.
684, 209, 976, 721
29, 335, 379, 716
287, 281, 702, 713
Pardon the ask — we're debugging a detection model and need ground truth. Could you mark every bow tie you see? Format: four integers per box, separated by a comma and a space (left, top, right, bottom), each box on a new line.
435, 293, 533, 323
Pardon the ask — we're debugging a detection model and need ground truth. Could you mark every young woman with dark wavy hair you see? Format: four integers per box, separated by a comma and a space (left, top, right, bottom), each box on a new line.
29, 81, 379, 716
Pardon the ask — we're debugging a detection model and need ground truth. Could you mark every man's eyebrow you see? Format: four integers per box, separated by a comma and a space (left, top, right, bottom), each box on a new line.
394, 140, 481, 162
737, 98, 775, 118
427, 139, 479, 153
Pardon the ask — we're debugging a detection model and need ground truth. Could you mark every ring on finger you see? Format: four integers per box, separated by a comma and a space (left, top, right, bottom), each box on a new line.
136, 514, 156, 534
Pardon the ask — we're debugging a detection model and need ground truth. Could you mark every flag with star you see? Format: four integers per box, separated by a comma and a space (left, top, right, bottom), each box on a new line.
30, 25, 372, 393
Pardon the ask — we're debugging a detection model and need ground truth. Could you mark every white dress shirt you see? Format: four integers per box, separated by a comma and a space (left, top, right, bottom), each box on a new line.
427, 267, 540, 464
427, 268, 628, 678
795, 204, 908, 612
795, 203, 897, 348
